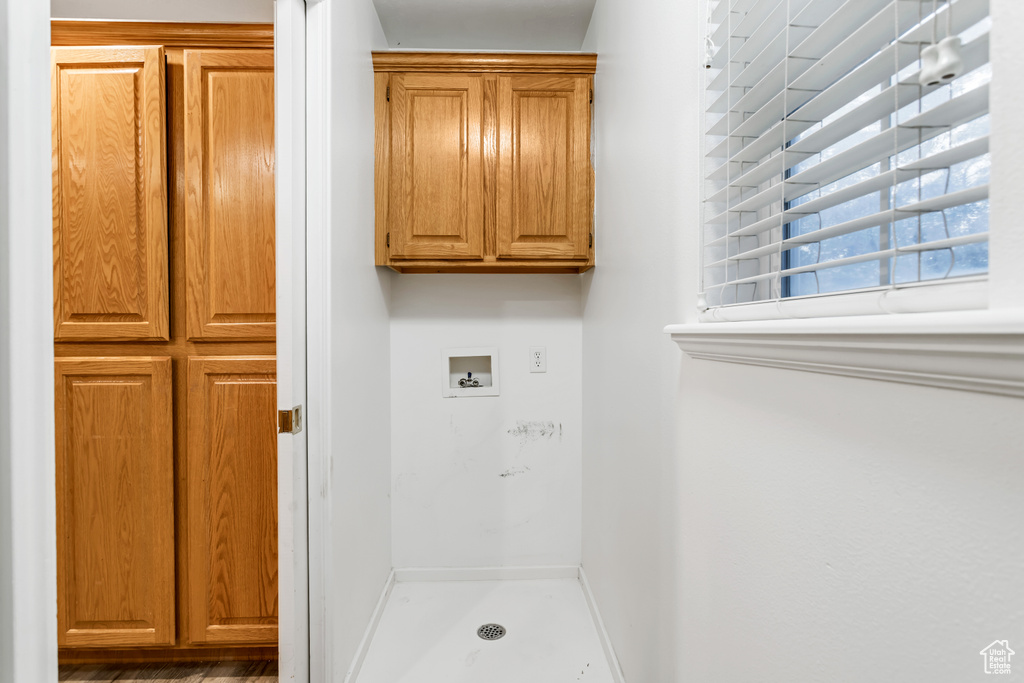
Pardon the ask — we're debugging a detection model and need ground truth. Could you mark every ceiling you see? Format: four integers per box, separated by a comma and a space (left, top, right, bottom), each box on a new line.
50, 0, 274, 22
49, 0, 596, 52
371, 0, 598, 51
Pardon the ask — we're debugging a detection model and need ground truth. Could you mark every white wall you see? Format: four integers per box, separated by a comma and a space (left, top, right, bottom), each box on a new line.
310, 1, 393, 680
581, 1, 1024, 682
372, 0, 595, 51
390, 276, 582, 568
50, 0, 273, 22
989, 0, 1024, 308
578, 1, 690, 678
0, 1, 57, 682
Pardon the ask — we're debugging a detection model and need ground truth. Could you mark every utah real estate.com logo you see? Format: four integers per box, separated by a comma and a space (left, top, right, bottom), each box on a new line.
980, 640, 1014, 675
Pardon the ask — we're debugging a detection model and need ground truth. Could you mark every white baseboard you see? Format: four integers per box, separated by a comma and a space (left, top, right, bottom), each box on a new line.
393, 565, 580, 582
343, 569, 396, 683
579, 566, 627, 683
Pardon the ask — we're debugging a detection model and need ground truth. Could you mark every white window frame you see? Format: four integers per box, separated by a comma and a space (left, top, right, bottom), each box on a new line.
667, 0, 1024, 397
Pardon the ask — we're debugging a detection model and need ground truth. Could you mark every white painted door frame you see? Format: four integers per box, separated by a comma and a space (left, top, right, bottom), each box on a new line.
301, 2, 331, 679
0, 1, 58, 680
275, 0, 310, 680
279, 2, 338, 679
279, 1, 366, 680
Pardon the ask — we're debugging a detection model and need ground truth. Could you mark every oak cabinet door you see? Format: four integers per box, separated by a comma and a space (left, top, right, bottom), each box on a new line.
51, 47, 169, 341
388, 73, 485, 260
55, 357, 175, 647
187, 356, 278, 645
184, 50, 275, 341
497, 75, 591, 260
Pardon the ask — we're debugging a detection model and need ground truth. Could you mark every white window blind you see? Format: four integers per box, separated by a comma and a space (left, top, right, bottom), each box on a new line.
702, 0, 991, 316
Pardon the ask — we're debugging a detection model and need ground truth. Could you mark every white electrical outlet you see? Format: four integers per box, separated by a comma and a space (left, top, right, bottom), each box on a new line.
530, 346, 546, 373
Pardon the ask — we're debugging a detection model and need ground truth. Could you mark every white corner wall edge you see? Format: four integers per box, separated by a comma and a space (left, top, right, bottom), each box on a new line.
579, 567, 627, 683
393, 566, 580, 582
665, 309, 1024, 397
343, 569, 397, 683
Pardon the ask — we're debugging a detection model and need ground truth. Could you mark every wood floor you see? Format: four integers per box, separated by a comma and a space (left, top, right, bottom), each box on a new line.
59, 661, 277, 682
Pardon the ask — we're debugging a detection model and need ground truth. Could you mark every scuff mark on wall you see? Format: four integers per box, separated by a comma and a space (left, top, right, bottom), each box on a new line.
507, 420, 557, 445
499, 466, 531, 478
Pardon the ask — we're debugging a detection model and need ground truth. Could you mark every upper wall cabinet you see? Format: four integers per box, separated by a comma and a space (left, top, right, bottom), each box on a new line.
184, 49, 275, 341
373, 52, 596, 273
52, 46, 169, 341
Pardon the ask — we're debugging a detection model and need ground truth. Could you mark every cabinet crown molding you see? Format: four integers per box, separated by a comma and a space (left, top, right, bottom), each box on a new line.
372, 51, 597, 74
51, 20, 274, 48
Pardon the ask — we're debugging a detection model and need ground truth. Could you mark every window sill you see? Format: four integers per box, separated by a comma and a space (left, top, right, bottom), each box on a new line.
664, 310, 1024, 397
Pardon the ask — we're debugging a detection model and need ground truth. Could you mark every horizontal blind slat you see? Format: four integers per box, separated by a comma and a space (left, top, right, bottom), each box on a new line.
720, 196, 989, 271
898, 134, 989, 171
709, 67, 987, 198
721, 2, 908, 120
788, 32, 989, 157
727, 1, 789, 67
895, 182, 989, 214
714, 180, 990, 265
783, 85, 989, 205
790, 3, 988, 123
896, 231, 988, 252
710, 1, 729, 28
712, 0, 784, 53
711, 2, 988, 136
785, 136, 989, 217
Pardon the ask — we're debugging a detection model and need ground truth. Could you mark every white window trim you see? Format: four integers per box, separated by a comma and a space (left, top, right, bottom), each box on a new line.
666, 309, 1024, 397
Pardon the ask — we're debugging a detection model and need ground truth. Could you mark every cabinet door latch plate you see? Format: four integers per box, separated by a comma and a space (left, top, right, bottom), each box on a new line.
278, 405, 303, 434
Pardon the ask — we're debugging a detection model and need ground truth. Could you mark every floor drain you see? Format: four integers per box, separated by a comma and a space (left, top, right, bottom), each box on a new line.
477, 623, 506, 640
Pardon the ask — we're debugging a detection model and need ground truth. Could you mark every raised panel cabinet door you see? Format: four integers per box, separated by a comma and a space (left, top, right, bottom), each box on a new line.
187, 356, 278, 645
184, 50, 275, 341
55, 357, 175, 647
497, 75, 591, 260
388, 73, 484, 260
51, 47, 169, 341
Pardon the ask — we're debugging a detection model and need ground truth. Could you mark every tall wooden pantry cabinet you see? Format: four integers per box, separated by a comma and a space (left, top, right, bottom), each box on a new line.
51, 22, 278, 662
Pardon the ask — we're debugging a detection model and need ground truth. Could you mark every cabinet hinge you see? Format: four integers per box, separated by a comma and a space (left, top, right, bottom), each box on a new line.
386, 85, 390, 102
386, 232, 390, 248
278, 405, 303, 435
589, 233, 594, 248
590, 89, 593, 104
